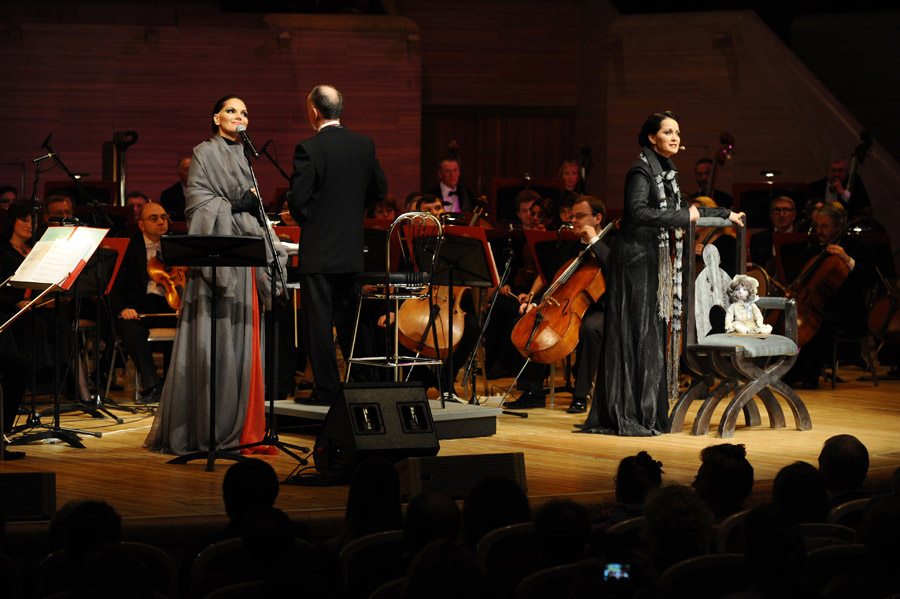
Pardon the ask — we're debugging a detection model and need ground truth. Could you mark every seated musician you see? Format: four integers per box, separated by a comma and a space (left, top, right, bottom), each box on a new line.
109, 202, 177, 403
505, 196, 610, 412
749, 196, 797, 270
784, 202, 874, 389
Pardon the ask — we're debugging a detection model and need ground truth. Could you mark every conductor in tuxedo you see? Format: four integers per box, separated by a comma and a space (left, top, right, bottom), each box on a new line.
110, 202, 177, 403
287, 85, 388, 406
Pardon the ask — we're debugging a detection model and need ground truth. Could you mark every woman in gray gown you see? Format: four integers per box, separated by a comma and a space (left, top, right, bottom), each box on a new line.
145, 95, 286, 455
580, 111, 743, 436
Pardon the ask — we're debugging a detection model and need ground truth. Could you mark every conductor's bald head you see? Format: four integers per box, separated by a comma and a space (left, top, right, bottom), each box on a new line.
308, 85, 343, 128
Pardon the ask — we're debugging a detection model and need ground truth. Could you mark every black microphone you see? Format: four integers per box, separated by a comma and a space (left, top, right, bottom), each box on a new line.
235, 124, 259, 159
33, 152, 55, 163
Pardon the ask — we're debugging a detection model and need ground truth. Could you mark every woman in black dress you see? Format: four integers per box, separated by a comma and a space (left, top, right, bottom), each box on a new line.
580, 112, 744, 436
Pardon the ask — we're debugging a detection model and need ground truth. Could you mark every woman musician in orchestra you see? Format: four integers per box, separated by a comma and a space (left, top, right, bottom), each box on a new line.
579, 111, 744, 436
783, 201, 875, 389
505, 196, 611, 412
0, 200, 92, 404
145, 94, 287, 455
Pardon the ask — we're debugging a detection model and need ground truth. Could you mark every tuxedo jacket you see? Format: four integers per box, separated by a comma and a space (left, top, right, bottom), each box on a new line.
426, 184, 474, 213
287, 126, 387, 274
159, 182, 186, 222
807, 175, 870, 218
109, 233, 157, 316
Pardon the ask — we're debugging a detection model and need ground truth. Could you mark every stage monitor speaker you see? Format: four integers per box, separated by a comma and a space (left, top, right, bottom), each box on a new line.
396, 452, 526, 500
0, 472, 56, 521
313, 382, 440, 479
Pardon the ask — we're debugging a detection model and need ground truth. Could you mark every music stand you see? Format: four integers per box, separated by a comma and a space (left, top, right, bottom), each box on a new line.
161, 235, 267, 471
413, 226, 499, 406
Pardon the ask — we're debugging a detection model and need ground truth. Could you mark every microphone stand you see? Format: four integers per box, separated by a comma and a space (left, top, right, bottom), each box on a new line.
231, 145, 309, 464
259, 141, 291, 183
460, 248, 515, 405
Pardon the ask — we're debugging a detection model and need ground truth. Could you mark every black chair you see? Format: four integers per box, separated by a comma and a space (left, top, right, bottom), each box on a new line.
659, 553, 751, 599
340, 530, 406, 599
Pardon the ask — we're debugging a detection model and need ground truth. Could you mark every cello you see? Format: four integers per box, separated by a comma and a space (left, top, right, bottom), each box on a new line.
511, 220, 616, 364
396, 284, 470, 359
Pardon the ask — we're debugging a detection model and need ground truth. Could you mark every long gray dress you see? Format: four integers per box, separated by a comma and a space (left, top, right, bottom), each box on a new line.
581, 148, 728, 436
144, 135, 286, 455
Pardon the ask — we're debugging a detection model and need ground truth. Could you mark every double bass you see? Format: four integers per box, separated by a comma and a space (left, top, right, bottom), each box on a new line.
511, 220, 616, 364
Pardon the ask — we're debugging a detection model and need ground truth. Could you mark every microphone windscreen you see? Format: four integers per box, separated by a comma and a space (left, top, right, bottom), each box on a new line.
236, 124, 247, 133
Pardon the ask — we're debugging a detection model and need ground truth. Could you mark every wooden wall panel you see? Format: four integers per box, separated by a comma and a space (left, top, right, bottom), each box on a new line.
0, 14, 421, 208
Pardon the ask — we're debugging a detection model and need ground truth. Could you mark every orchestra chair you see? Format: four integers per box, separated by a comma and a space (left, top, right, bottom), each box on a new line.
345, 212, 445, 383
831, 291, 879, 388
339, 529, 406, 599
658, 553, 751, 599
669, 216, 812, 438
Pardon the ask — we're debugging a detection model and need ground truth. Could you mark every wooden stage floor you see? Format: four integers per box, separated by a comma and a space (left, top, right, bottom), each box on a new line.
3, 365, 899, 535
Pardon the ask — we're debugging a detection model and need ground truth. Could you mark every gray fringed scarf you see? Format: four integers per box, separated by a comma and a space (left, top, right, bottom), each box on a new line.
640, 149, 685, 402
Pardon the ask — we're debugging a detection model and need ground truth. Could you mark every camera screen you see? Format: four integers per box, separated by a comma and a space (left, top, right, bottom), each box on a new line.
603, 562, 630, 581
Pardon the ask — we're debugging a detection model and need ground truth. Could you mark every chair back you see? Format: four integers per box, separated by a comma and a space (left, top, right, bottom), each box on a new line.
340, 530, 406, 599
119, 541, 179, 599
605, 516, 647, 555
476, 522, 540, 598
191, 538, 245, 594
385, 211, 443, 298
659, 553, 751, 599
804, 543, 868, 592
514, 561, 583, 599
826, 497, 870, 532
715, 508, 751, 553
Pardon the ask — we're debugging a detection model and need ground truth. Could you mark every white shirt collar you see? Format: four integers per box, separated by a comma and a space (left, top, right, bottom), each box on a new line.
318, 120, 341, 132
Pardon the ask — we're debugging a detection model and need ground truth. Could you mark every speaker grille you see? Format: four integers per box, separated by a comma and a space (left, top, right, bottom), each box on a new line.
0, 472, 56, 520
398, 452, 526, 500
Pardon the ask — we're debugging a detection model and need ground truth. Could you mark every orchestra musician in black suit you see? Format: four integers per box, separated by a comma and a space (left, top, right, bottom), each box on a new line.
426, 154, 475, 213
109, 202, 177, 403
159, 157, 191, 222
287, 85, 388, 406
806, 155, 870, 220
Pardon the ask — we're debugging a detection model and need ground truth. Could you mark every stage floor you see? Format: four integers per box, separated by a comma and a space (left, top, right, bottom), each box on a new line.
3, 365, 899, 530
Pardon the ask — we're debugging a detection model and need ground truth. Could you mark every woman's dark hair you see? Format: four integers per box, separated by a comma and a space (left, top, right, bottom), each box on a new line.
211, 94, 243, 133
2, 200, 33, 242
615, 451, 664, 504
638, 111, 679, 148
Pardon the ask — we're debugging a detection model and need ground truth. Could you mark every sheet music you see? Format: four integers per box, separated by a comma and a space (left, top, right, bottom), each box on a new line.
9, 226, 108, 290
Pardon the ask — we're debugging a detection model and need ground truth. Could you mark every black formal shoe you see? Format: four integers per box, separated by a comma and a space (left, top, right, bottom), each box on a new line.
567, 399, 587, 414
3, 449, 26, 460
505, 390, 545, 409
137, 384, 162, 404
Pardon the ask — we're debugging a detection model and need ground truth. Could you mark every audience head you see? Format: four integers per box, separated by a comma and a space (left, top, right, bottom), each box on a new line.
615, 451, 664, 505
818, 434, 869, 495
344, 455, 403, 541
404, 538, 487, 599
222, 458, 280, 530
62, 500, 123, 565
692, 443, 754, 521
772, 461, 829, 523
0, 185, 17, 209
534, 499, 590, 566
643, 484, 713, 572
462, 475, 530, 550
241, 506, 296, 558
403, 488, 461, 556
124, 191, 149, 222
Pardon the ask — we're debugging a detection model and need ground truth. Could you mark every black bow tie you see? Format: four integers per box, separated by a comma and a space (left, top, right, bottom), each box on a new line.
447, 190, 457, 196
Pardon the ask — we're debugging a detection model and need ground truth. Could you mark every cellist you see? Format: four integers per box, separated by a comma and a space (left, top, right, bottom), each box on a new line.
505, 196, 611, 412
784, 202, 875, 389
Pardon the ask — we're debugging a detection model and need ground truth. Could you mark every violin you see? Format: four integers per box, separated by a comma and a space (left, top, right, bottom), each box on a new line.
397, 285, 469, 359
148, 254, 187, 311
510, 220, 616, 364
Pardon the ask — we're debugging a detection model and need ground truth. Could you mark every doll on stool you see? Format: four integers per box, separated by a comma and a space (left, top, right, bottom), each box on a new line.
725, 274, 772, 336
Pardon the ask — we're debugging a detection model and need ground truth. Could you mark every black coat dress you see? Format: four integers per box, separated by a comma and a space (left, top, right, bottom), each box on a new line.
581, 148, 729, 436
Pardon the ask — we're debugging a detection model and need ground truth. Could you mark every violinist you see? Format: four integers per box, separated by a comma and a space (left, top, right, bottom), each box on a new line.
505, 196, 610, 412
109, 202, 177, 404
784, 202, 875, 389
